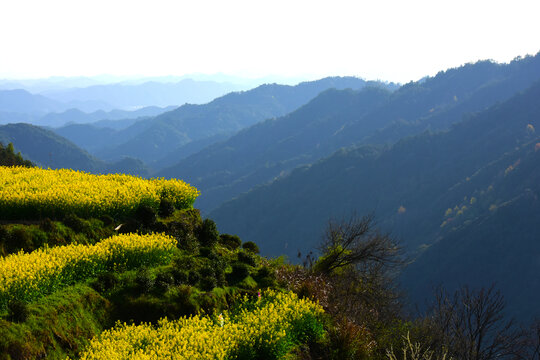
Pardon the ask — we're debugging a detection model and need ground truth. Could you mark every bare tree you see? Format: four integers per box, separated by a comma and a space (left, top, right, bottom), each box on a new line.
515, 318, 540, 360
426, 285, 525, 360
315, 212, 402, 275
312, 213, 404, 334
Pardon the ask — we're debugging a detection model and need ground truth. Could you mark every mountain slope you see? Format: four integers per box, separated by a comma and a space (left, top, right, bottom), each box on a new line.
160, 54, 540, 213
0, 124, 150, 175
158, 86, 392, 210
207, 82, 540, 318
209, 81, 540, 255
401, 142, 540, 320
95, 77, 372, 164
0, 123, 104, 172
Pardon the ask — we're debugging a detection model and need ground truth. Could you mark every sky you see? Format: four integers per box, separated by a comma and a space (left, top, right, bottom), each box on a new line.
0, 0, 539, 84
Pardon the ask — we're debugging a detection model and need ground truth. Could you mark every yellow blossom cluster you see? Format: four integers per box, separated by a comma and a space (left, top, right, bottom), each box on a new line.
0, 233, 177, 309
78, 290, 324, 359
0, 166, 200, 219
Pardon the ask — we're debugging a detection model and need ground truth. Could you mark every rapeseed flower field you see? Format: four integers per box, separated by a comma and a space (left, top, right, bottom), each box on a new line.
0, 233, 177, 310
78, 290, 324, 359
0, 166, 200, 219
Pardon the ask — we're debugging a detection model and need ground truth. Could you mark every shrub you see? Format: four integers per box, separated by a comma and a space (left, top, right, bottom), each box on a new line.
7, 299, 29, 323
169, 285, 199, 317
228, 263, 251, 285
199, 219, 219, 247
220, 234, 242, 250
322, 318, 375, 359
63, 213, 87, 233
237, 251, 257, 267
171, 269, 189, 285
4, 227, 34, 253
100, 215, 114, 226
199, 266, 215, 279
93, 272, 119, 293
212, 259, 227, 287
154, 270, 175, 293
152, 221, 168, 233
135, 267, 154, 294
254, 266, 276, 288
200, 276, 217, 292
199, 247, 217, 260
158, 198, 175, 217
242, 241, 260, 254
169, 221, 199, 252
173, 254, 196, 271
135, 204, 156, 227
39, 218, 56, 233
188, 270, 201, 286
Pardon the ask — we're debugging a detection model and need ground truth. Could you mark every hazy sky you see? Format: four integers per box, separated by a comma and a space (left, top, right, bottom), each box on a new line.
1, 0, 539, 83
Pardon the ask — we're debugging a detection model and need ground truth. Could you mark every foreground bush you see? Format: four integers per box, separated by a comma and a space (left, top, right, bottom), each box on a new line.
0, 166, 199, 219
0, 233, 177, 311
77, 290, 324, 360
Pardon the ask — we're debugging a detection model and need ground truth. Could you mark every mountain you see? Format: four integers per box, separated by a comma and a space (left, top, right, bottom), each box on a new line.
208, 81, 540, 319
0, 123, 104, 172
42, 79, 247, 109
0, 89, 64, 114
0, 123, 150, 176
158, 86, 392, 210
38, 106, 176, 128
402, 144, 540, 321
159, 54, 540, 213
91, 77, 373, 164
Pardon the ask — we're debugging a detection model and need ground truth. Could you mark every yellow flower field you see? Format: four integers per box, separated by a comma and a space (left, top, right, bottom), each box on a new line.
0, 166, 200, 219
78, 290, 324, 360
0, 233, 177, 310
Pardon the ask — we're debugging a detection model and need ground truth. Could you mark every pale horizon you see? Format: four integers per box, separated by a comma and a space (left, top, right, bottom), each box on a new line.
1, 0, 539, 84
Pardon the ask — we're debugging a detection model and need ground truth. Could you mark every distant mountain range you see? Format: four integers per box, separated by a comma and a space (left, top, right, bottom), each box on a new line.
0, 77, 254, 124
57, 77, 378, 167
41, 79, 248, 110
0, 89, 66, 115
159, 54, 540, 213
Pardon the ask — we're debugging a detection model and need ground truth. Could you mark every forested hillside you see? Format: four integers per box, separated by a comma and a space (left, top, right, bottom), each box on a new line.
209, 80, 540, 320
0, 142, 33, 167
161, 54, 540, 213
91, 77, 376, 164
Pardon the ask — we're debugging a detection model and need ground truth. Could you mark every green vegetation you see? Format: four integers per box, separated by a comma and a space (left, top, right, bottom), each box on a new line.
0, 142, 33, 167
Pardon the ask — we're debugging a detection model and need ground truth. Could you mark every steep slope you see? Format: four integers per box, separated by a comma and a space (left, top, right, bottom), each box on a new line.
209, 83, 540, 316
401, 143, 540, 320
159, 86, 391, 211
0, 124, 151, 175
96, 77, 371, 163
160, 54, 540, 213
0, 124, 104, 172
208, 82, 540, 319
209, 81, 540, 256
